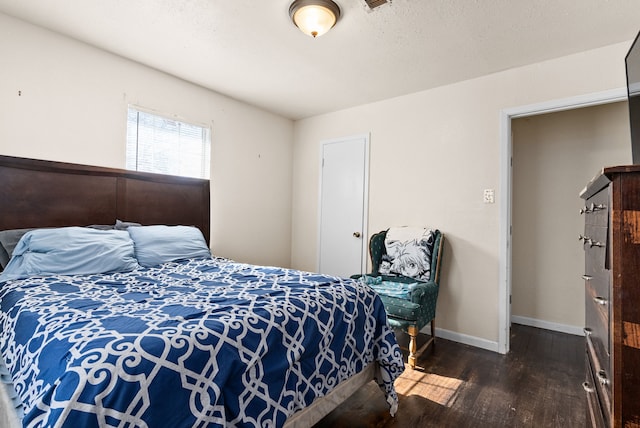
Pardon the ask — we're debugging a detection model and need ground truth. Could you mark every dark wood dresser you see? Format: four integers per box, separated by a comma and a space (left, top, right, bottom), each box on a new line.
580, 165, 640, 428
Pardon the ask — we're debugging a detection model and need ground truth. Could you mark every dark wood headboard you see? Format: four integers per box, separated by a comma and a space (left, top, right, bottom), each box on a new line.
0, 155, 210, 244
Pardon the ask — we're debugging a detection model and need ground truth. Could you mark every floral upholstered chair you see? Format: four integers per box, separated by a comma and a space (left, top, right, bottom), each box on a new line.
354, 227, 444, 369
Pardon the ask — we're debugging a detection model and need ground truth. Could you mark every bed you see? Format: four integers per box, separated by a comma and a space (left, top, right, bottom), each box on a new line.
0, 155, 405, 427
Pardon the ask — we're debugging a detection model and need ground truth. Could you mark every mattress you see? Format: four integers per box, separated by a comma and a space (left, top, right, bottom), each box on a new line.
0, 257, 404, 427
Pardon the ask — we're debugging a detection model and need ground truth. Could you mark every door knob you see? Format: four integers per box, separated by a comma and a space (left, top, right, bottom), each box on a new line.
353, 232, 361, 238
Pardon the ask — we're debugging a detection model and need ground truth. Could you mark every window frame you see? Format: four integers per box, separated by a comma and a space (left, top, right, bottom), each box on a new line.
125, 105, 211, 180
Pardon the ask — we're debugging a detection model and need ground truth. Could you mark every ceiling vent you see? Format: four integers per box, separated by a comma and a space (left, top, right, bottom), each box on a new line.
363, 0, 389, 10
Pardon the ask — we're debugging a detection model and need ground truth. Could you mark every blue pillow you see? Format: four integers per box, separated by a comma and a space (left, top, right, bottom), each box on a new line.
0, 225, 114, 270
127, 225, 211, 267
0, 227, 140, 282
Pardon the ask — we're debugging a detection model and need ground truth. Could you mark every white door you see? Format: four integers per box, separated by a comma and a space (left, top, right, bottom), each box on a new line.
318, 135, 369, 277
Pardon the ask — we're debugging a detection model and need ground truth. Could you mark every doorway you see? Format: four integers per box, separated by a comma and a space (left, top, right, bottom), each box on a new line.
511, 102, 630, 337
498, 88, 628, 354
318, 134, 370, 278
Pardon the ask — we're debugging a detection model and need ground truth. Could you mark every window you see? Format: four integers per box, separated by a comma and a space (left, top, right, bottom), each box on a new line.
126, 107, 211, 179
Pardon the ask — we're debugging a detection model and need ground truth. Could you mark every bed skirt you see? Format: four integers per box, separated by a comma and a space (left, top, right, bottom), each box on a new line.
0, 357, 21, 428
283, 363, 376, 427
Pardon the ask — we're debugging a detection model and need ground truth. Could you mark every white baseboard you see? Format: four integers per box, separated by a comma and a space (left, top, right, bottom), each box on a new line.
511, 315, 584, 336
419, 324, 500, 353
415, 316, 583, 355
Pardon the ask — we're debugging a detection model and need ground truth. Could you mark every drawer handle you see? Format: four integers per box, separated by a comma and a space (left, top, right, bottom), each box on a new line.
583, 327, 592, 336
578, 235, 604, 248
597, 370, 609, 386
581, 275, 592, 281
593, 296, 608, 306
582, 382, 595, 393
579, 203, 606, 214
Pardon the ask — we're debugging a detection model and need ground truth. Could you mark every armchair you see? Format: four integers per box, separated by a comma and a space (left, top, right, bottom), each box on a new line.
355, 227, 444, 369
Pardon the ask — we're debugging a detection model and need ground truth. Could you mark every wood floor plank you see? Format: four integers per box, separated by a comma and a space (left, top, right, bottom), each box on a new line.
314, 324, 585, 427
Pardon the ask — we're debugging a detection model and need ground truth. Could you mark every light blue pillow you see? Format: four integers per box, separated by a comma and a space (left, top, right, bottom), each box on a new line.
127, 225, 211, 267
0, 227, 140, 282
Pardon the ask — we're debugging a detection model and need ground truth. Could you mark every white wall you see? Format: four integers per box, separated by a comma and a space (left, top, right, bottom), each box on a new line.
511, 102, 631, 332
0, 13, 294, 267
291, 41, 633, 347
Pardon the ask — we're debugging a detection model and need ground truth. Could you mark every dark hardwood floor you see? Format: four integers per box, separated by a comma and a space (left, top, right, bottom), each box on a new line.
315, 324, 585, 428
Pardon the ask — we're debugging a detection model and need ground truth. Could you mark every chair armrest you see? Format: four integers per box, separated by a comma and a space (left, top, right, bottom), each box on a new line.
407, 280, 438, 304
378, 295, 422, 321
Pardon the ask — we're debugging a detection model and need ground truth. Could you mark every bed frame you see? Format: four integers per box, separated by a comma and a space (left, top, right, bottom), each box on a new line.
0, 155, 379, 427
0, 155, 210, 243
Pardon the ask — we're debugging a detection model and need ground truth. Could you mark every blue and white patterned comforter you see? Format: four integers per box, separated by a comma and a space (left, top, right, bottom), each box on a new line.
0, 257, 404, 427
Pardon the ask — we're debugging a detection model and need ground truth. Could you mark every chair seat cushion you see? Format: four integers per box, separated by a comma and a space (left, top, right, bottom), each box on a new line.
365, 277, 420, 300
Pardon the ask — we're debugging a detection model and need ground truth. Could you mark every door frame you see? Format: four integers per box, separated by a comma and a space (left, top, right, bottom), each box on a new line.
498, 88, 627, 354
316, 133, 371, 275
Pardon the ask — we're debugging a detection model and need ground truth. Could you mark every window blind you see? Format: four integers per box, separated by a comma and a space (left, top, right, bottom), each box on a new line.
126, 108, 211, 179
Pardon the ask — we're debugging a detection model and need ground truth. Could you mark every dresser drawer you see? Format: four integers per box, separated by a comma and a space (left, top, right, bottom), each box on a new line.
582, 270, 609, 303
585, 274, 610, 371
586, 335, 611, 422
585, 353, 607, 428
583, 225, 607, 274
582, 189, 609, 227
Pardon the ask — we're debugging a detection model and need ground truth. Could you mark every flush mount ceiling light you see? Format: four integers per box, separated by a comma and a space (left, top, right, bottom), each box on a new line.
289, 0, 341, 38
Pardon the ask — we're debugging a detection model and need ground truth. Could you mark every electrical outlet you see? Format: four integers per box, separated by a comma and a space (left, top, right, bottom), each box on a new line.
483, 189, 495, 204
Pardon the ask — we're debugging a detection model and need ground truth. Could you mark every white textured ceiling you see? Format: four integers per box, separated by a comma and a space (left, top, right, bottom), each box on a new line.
0, 0, 639, 120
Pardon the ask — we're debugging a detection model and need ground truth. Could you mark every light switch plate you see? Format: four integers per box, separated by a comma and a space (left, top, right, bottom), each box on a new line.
484, 189, 495, 204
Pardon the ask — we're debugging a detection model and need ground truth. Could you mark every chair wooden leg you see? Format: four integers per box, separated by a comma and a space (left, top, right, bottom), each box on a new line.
407, 325, 418, 369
